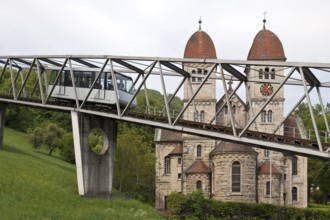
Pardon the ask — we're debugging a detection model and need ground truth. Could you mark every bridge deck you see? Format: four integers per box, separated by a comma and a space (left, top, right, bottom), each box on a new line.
1, 93, 329, 160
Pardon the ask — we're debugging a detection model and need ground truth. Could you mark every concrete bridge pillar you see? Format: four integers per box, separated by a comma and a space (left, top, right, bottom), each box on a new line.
0, 104, 6, 150
71, 111, 117, 197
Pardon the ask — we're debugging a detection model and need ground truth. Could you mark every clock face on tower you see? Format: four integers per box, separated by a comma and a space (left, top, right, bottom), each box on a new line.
260, 83, 274, 96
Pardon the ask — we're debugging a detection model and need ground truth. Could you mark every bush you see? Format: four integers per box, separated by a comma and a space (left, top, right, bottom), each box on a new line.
167, 191, 330, 219
166, 192, 191, 217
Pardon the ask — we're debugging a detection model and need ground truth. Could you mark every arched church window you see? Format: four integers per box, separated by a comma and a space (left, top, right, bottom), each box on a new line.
232, 105, 236, 114
196, 180, 202, 190
196, 69, 203, 82
197, 145, 202, 158
264, 149, 270, 158
261, 110, 267, 123
266, 181, 271, 195
164, 156, 171, 174
200, 111, 205, 123
191, 70, 196, 83
232, 161, 241, 192
203, 70, 208, 82
271, 68, 276, 79
264, 67, 270, 79
224, 105, 228, 114
194, 111, 199, 122
292, 187, 298, 201
259, 69, 263, 79
267, 110, 272, 122
292, 156, 298, 175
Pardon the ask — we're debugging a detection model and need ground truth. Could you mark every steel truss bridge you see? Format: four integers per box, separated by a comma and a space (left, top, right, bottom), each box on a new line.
0, 55, 330, 160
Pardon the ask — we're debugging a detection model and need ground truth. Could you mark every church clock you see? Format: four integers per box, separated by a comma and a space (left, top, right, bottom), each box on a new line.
260, 83, 273, 96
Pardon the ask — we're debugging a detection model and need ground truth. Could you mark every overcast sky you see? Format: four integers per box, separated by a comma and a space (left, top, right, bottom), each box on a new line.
1, 0, 330, 63
1, 0, 330, 117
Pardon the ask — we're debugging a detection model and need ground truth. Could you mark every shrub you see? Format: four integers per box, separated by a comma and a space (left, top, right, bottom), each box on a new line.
167, 191, 330, 219
166, 192, 191, 217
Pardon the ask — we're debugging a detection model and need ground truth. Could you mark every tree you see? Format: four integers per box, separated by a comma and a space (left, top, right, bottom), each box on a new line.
59, 132, 75, 163
136, 89, 183, 117
27, 123, 65, 156
294, 102, 330, 204
114, 123, 156, 203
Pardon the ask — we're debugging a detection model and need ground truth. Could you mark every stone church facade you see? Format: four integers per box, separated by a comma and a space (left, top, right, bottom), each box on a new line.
155, 21, 308, 210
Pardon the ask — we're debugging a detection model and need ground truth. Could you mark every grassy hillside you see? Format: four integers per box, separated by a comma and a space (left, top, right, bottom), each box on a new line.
0, 128, 164, 219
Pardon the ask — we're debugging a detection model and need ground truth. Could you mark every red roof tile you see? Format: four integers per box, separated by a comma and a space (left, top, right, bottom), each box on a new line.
284, 117, 301, 138
168, 145, 183, 155
155, 129, 182, 142
247, 29, 286, 61
185, 161, 210, 174
210, 141, 257, 155
184, 30, 217, 59
259, 161, 281, 175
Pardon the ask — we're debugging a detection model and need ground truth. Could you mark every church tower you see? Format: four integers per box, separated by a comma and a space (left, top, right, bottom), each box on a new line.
183, 19, 217, 124
181, 19, 217, 198
246, 19, 307, 207
246, 18, 286, 136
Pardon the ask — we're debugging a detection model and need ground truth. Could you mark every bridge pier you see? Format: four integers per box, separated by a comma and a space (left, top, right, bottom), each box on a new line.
0, 104, 6, 150
71, 111, 117, 197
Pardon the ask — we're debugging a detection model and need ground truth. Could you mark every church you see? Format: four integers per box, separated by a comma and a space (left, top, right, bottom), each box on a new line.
155, 19, 308, 210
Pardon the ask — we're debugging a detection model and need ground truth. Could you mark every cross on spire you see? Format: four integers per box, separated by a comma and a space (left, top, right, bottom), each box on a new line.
227, 78, 233, 89
198, 17, 202, 31
263, 11, 267, 30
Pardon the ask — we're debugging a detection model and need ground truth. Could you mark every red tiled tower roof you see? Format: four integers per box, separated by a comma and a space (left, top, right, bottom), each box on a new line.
184, 29, 217, 59
185, 161, 210, 174
247, 29, 286, 61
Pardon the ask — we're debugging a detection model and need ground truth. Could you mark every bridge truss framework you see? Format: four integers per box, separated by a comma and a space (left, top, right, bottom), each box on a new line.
0, 55, 329, 160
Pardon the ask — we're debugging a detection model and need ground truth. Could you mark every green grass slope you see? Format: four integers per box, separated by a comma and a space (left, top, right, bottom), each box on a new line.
0, 128, 164, 220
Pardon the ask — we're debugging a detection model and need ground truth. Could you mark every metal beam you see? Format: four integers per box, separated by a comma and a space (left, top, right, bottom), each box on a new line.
80, 59, 109, 108
300, 67, 323, 151
112, 59, 144, 74
71, 58, 99, 68
220, 65, 237, 136
173, 64, 217, 125
121, 61, 157, 116
221, 63, 246, 81
159, 61, 190, 77
239, 67, 296, 137
45, 59, 68, 103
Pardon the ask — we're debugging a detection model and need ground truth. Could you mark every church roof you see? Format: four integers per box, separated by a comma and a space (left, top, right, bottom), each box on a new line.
247, 29, 286, 61
284, 117, 303, 138
258, 160, 281, 175
168, 145, 183, 156
210, 141, 257, 155
216, 87, 247, 111
185, 160, 210, 174
184, 25, 217, 59
154, 129, 182, 142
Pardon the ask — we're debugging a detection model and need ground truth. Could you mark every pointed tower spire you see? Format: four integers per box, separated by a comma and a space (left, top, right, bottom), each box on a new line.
198, 17, 202, 31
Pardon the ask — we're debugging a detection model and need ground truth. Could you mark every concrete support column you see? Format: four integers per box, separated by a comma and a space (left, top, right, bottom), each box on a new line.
0, 104, 6, 150
71, 111, 117, 197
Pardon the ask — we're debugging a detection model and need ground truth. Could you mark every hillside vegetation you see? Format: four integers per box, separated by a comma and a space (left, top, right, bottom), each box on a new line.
0, 128, 164, 219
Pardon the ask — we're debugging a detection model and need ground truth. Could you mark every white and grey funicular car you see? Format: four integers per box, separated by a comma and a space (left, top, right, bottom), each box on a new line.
48, 70, 137, 107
